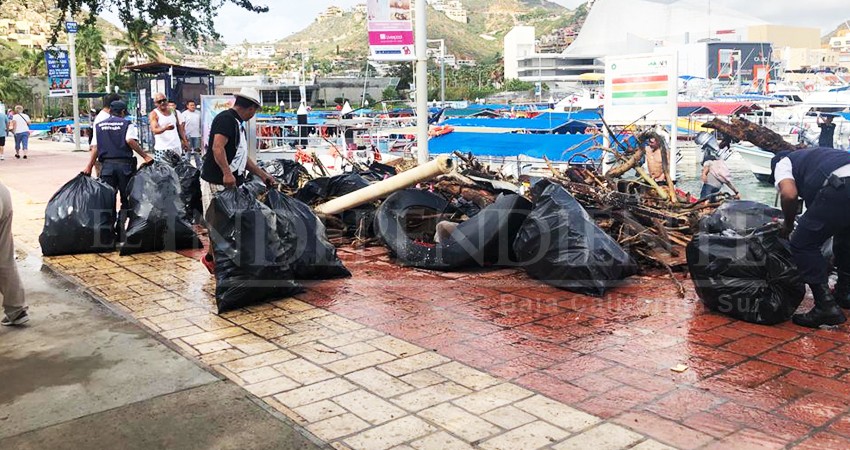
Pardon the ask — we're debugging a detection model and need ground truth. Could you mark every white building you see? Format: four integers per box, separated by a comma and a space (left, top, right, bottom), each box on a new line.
831, 36, 850, 53
247, 45, 276, 60
427, 0, 468, 24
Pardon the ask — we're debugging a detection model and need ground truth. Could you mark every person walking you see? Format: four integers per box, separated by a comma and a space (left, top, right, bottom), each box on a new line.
770, 147, 850, 328
181, 100, 203, 167
83, 101, 154, 223
0, 108, 8, 161
199, 87, 275, 273
11, 106, 30, 159
700, 153, 740, 201
149, 93, 188, 161
818, 114, 836, 149
0, 181, 28, 326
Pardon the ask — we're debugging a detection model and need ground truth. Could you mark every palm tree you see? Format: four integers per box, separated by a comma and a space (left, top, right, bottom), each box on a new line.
75, 23, 105, 108
0, 65, 31, 106
116, 19, 162, 64
15, 48, 46, 77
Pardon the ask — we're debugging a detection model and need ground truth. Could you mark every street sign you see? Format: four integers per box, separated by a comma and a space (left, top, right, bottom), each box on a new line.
65, 21, 77, 33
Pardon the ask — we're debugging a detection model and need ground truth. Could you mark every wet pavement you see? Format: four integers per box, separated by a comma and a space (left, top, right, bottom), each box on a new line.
5, 142, 850, 449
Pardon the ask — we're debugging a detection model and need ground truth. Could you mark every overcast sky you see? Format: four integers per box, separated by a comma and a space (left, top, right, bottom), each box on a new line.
193, 0, 850, 44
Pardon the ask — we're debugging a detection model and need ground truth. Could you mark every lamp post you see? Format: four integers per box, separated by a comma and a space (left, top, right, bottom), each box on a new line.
66, 18, 81, 152
415, 0, 429, 163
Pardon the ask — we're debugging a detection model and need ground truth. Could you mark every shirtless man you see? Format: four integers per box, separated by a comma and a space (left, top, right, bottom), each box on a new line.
644, 137, 666, 183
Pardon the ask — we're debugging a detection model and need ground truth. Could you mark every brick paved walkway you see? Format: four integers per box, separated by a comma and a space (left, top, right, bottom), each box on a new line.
6, 144, 850, 449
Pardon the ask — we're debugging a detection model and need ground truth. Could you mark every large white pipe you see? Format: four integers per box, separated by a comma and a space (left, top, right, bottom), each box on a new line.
314, 155, 454, 216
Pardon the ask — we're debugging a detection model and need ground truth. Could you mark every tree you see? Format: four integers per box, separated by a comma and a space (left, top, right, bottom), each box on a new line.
381, 86, 400, 102
0, 65, 31, 106
385, 63, 414, 91
76, 23, 104, 109
14, 49, 46, 77
116, 19, 163, 64
52, 0, 268, 45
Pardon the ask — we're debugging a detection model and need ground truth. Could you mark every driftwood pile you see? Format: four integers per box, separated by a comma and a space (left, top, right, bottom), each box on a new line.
703, 116, 798, 153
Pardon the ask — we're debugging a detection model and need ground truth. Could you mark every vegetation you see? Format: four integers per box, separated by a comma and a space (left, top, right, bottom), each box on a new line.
52, 0, 267, 44
76, 23, 105, 104
115, 19, 162, 64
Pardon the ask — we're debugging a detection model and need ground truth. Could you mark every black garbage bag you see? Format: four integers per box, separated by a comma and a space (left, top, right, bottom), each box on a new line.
295, 173, 370, 205
265, 189, 351, 280
375, 189, 532, 270
513, 184, 637, 297
210, 186, 302, 312
243, 174, 269, 199
262, 159, 310, 191
296, 173, 374, 237
119, 162, 200, 255
40, 173, 117, 256
700, 200, 782, 234
687, 223, 805, 325
161, 150, 202, 223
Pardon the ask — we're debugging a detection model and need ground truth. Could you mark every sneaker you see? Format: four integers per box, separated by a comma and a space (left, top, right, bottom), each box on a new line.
201, 253, 215, 274
0, 156, 4, 161
1, 311, 29, 326
14, 153, 19, 159
22, 155, 27, 159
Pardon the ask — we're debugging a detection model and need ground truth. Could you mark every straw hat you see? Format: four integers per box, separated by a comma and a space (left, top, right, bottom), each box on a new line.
234, 87, 261, 107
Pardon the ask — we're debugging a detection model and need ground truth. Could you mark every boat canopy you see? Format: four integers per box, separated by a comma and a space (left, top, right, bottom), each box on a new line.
678, 102, 760, 116
429, 132, 603, 163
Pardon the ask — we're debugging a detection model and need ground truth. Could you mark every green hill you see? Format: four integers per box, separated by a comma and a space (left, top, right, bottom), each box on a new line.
278, 0, 581, 61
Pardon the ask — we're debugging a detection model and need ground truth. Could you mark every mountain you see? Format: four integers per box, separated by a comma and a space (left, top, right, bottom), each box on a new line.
277, 0, 581, 61
822, 20, 850, 45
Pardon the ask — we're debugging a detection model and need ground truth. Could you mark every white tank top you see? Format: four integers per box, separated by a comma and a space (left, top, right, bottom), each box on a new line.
153, 109, 181, 150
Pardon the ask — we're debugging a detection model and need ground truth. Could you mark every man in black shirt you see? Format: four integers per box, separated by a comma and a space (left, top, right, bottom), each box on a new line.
199, 87, 275, 273
818, 114, 836, 148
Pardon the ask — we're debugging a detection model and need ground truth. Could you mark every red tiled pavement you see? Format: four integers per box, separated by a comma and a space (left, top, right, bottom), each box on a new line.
13, 145, 850, 449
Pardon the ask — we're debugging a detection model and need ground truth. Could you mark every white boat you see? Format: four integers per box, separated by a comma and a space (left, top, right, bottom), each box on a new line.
733, 143, 774, 184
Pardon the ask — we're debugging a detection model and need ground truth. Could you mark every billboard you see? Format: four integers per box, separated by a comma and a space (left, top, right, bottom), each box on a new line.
603, 52, 678, 124
200, 95, 257, 158
45, 47, 73, 97
367, 0, 415, 61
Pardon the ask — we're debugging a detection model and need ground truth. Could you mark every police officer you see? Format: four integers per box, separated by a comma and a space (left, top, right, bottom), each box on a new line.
771, 147, 850, 328
83, 100, 153, 217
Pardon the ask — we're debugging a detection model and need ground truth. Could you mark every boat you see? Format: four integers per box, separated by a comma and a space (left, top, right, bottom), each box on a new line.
733, 143, 775, 183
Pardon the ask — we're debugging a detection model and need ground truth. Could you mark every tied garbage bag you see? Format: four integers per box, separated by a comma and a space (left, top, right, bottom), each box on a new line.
161, 150, 202, 223
210, 186, 302, 312
296, 173, 374, 238
262, 159, 310, 191
687, 222, 805, 325
119, 162, 200, 255
513, 184, 637, 297
39, 173, 117, 256
374, 189, 532, 270
265, 190, 351, 280
700, 200, 782, 234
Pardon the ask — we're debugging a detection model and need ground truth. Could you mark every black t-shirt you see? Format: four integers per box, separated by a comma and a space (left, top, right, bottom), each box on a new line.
819, 122, 836, 148
201, 109, 244, 184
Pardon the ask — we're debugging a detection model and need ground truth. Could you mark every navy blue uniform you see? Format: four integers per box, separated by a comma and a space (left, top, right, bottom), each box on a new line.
95, 116, 138, 212
784, 148, 850, 285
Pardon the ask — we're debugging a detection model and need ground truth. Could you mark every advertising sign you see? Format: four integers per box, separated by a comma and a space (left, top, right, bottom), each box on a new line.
367, 0, 415, 61
65, 21, 78, 33
604, 52, 678, 124
200, 95, 257, 158
45, 47, 73, 97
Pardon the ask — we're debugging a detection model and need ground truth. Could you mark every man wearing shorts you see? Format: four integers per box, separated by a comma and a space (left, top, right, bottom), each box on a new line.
199, 87, 274, 273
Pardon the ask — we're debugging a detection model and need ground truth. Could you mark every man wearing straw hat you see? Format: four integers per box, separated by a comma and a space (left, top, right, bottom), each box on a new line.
199, 87, 275, 273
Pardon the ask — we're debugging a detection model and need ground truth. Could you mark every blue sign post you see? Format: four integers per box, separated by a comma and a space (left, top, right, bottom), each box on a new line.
65, 21, 77, 33
45, 48, 73, 97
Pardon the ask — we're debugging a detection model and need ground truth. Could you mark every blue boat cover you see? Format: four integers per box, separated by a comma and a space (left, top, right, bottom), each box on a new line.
429, 132, 603, 162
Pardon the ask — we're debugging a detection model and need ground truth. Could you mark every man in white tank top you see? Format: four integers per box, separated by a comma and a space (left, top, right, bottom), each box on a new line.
149, 92, 188, 161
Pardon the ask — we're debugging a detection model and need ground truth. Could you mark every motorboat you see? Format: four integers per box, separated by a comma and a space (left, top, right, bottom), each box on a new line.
733, 143, 774, 184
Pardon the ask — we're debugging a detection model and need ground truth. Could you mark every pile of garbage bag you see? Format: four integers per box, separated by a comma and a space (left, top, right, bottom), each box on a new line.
261, 159, 311, 191
374, 189, 532, 270
687, 202, 805, 325
297, 173, 375, 237
265, 190, 351, 280
699, 200, 782, 234
40, 173, 117, 256
513, 184, 637, 297
120, 162, 200, 255
209, 186, 302, 312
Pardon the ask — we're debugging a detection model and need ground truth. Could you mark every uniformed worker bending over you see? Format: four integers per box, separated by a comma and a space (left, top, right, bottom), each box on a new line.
771, 147, 850, 328
83, 100, 153, 216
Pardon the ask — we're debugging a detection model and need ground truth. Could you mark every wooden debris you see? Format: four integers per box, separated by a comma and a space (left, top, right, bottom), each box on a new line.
703, 116, 797, 153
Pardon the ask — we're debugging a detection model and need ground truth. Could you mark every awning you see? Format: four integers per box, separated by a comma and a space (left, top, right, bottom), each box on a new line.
442, 117, 573, 132
578, 73, 605, 81
429, 132, 603, 162
678, 102, 759, 116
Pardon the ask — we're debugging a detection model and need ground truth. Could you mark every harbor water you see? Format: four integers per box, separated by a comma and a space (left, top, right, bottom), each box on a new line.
676, 142, 777, 207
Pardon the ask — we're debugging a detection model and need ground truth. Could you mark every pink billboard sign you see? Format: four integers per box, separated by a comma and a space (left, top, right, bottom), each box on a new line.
367, 0, 416, 61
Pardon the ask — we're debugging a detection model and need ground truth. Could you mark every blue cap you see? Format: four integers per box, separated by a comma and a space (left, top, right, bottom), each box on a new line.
110, 100, 127, 112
